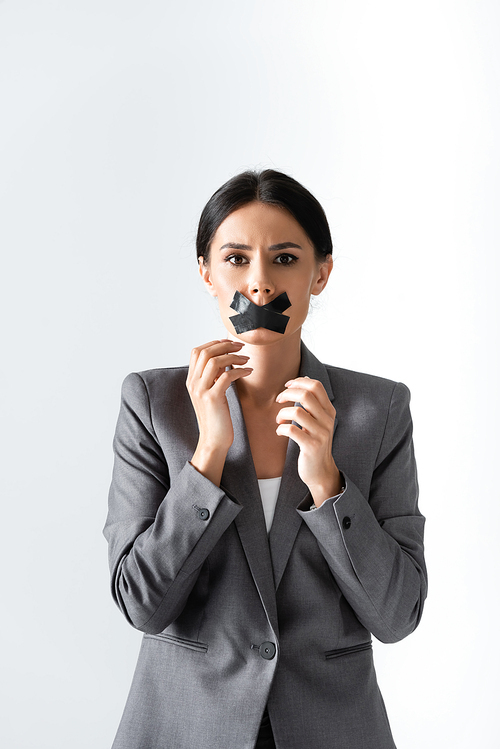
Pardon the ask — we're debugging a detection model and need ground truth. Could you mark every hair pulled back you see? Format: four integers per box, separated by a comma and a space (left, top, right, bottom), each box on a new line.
196, 169, 333, 263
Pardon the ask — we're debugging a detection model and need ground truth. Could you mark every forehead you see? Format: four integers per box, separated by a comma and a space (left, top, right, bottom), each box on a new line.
212, 201, 312, 248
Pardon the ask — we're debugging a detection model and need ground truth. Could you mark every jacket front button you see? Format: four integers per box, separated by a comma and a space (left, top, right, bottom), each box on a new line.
259, 642, 276, 660
197, 508, 210, 521
342, 516, 351, 529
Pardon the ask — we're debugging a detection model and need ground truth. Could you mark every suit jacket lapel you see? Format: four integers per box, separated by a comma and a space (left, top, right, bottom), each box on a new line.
221, 383, 279, 635
220, 343, 337, 612
269, 342, 337, 589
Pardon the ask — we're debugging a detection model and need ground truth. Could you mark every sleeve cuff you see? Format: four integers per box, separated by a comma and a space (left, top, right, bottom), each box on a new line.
308, 475, 346, 511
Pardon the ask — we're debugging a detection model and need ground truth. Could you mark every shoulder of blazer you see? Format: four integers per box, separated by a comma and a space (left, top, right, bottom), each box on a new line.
320, 364, 412, 447
136, 365, 189, 378
124, 366, 193, 426
323, 363, 402, 396
135, 365, 189, 390
298, 342, 407, 408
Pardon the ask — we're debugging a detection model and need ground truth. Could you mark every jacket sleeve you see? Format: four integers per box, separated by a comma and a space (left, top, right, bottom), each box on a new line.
297, 381, 427, 644
103, 372, 242, 634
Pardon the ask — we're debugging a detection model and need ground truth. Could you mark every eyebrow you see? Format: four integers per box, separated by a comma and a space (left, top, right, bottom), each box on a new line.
219, 242, 303, 252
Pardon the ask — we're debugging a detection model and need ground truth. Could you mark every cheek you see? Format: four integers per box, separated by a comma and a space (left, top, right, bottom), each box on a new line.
287, 281, 314, 310
215, 289, 237, 320
291, 297, 312, 322
207, 268, 233, 303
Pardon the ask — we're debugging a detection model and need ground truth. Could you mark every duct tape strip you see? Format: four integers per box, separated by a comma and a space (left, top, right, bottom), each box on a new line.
229, 291, 291, 334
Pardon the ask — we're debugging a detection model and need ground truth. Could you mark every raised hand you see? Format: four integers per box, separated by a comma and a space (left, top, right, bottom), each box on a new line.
275, 376, 343, 506
187, 339, 252, 486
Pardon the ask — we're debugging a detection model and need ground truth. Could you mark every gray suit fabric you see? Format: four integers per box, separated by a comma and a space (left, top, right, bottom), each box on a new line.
104, 343, 427, 749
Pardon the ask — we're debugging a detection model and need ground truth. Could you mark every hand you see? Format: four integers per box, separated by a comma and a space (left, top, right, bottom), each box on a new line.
187, 339, 252, 485
275, 376, 342, 507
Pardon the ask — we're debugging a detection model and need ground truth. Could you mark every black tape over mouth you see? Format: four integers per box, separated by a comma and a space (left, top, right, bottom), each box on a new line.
229, 291, 291, 334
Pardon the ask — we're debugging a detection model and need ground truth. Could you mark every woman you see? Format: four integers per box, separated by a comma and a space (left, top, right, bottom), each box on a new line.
104, 169, 427, 749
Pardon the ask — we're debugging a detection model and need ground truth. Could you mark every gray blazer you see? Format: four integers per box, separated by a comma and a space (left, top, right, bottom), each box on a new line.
104, 343, 427, 749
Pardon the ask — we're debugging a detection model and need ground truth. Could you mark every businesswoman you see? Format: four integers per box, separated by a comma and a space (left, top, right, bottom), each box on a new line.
104, 169, 427, 749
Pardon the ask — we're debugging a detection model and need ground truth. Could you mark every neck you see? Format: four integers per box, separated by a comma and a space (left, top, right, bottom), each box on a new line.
235, 329, 302, 407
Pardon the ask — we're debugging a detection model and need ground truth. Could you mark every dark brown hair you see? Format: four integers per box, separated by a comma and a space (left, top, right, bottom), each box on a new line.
196, 169, 333, 263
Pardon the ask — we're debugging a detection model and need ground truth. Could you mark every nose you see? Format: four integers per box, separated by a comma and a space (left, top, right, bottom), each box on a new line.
248, 259, 275, 305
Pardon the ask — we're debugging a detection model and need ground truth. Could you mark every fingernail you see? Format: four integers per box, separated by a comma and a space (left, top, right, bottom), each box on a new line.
285, 380, 293, 387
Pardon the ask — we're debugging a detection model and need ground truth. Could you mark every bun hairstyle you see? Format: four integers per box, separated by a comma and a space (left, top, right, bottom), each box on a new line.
196, 169, 333, 264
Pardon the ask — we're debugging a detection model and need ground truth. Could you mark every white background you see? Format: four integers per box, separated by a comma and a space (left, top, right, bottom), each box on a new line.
1, 1, 499, 746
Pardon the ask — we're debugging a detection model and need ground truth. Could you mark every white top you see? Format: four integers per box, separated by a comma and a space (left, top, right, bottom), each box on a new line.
257, 477, 282, 534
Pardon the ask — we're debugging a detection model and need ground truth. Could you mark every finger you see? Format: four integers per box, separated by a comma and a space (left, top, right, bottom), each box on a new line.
211, 366, 253, 395
199, 354, 251, 388
276, 387, 323, 416
276, 421, 310, 448
276, 420, 331, 453
189, 340, 220, 376
279, 377, 333, 413
193, 339, 243, 370
276, 378, 335, 415
276, 405, 317, 433
276, 387, 336, 425
189, 340, 244, 382
196, 340, 244, 372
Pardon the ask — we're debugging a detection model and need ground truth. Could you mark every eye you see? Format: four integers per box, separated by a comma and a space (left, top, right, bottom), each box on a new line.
226, 254, 248, 266
274, 253, 298, 266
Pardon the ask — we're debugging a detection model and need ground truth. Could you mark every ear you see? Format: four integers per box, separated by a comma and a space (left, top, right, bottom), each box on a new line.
199, 256, 218, 297
310, 254, 333, 296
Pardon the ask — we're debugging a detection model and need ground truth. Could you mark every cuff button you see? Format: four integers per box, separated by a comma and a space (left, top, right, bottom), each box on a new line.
259, 642, 276, 660
197, 508, 210, 521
